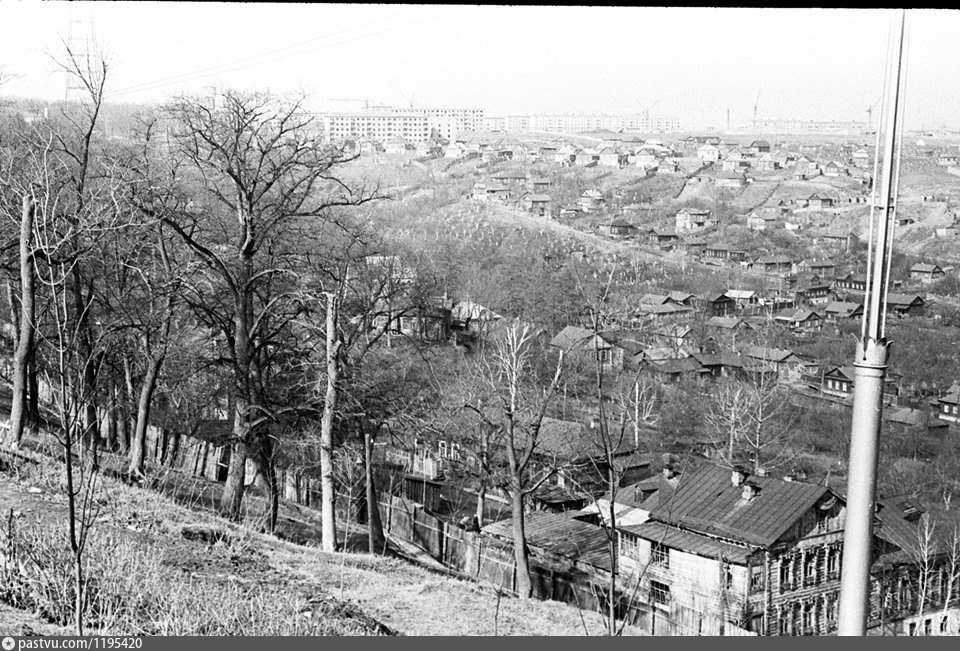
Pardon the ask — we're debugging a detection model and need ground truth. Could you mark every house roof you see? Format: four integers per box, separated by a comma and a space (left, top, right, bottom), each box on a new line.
667, 291, 695, 303
775, 308, 822, 323
647, 464, 831, 548
526, 193, 552, 202
886, 293, 925, 307
824, 365, 856, 381
621, 521, 753, 565
679, 207, 711, 216
483, 511, 612, 569
640, 294, 671, 305
754, 255, 793, 265
651, 357, 702, 375
725, 289, 756, 300
705, 316, 747, 329
549, 325, 610, 352
886, 407, 945, 429
741, 345, 799, 364
824, 300, 863, 316
910, 263, 942, 273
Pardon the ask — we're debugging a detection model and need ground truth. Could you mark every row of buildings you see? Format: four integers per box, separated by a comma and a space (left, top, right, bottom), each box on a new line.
482, 112, 682, 134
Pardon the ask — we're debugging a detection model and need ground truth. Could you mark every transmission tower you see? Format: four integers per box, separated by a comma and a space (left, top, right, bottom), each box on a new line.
63, 11, 96, 103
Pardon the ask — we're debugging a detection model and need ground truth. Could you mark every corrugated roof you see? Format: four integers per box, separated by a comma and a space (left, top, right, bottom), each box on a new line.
648, 464, 830, 547
621, 521, 753, 565
483, 511, 612, 567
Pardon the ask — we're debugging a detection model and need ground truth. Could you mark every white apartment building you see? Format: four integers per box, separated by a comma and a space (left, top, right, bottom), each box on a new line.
321, 111, 430, 143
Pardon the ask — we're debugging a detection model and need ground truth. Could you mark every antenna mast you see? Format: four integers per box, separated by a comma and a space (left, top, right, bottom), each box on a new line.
837, 9, 908, 636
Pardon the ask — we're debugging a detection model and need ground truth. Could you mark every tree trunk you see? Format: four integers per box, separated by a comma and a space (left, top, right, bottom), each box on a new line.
510, 487, 532, 598
7, 196, 36, 449
365, 424, 386, 554
167, 430, 182, 468
220, 439, 248, 519
475, 481, 487, 528
320, 292, 341, 552
128, 356, 162, 477
104, 378, 118, 452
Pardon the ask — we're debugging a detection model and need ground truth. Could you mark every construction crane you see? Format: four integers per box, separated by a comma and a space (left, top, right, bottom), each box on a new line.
329, 98, 372, 110
865, 96, 881, 132
753, 88, 761, 130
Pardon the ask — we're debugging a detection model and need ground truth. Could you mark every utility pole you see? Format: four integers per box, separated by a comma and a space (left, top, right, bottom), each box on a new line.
837, 9, 908, 636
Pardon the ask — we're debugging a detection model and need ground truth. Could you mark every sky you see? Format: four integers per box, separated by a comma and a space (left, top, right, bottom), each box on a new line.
1, 3, 959, 131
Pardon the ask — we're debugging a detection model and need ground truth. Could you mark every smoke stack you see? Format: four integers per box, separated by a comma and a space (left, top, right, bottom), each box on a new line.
662, 464, 675, 479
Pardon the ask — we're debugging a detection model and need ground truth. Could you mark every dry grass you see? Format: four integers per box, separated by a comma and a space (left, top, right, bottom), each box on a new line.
1, 451, 641, 636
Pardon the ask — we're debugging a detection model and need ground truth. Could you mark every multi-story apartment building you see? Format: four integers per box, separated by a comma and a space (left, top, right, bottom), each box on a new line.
483, 113, 682, 134
321, 110, 429, 143
405, 107, 485, 140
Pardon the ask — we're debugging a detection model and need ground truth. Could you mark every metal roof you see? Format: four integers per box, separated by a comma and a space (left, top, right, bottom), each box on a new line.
483, 511, 613, 568
621, 521, 754, 565
647, 464, 830, 548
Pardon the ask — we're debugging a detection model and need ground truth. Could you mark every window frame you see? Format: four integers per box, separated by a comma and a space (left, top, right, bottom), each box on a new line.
649, 580, 671, 609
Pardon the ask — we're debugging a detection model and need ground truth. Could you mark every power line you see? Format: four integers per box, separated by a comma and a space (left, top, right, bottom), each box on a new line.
106, 11, 407, 96
106, 12, 450, 100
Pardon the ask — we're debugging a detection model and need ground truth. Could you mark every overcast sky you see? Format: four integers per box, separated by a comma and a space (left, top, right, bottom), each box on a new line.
1, 3, 957, 131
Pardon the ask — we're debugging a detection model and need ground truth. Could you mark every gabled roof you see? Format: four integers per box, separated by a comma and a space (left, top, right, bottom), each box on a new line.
640, 294, 671, 305
775, 308, 822, 323
741, 345, 800, 364
549, 325, 610, 351
910, 263, 942, 273
886, 293, 925, 307
667, 291, 695, 303
824, 300, 863, 316
725, 289, 756, 300
824, 365, 856, 381
647, 464, 831, 548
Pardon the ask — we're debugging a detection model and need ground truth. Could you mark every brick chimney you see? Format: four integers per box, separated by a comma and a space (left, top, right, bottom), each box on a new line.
662, 464, 676, 479
731, 465, 748, 487
741, 482, 760, 501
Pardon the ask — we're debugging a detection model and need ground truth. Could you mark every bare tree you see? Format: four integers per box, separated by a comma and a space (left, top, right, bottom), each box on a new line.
462, 321, 565, 599
4, 195, 36, 448
151, 89, 379, 520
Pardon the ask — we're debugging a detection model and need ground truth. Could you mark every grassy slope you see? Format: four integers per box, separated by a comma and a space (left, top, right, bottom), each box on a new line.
0, 448, 637, 636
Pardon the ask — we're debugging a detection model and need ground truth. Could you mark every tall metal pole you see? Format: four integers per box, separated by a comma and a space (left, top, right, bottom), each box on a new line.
837, 9, 907, 636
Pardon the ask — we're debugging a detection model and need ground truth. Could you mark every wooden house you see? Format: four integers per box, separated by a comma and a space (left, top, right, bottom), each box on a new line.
823, 300, 863, 321
909, 263, 945, 284
821, 365, 855, 399
615, 464, 955, 636
675, 208, 714, 231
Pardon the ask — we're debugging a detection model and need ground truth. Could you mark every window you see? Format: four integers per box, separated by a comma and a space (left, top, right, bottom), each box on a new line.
909, 622, 917, 636
650, 580, 670, 608
619, 533, 641, 561
750, 564, 765, 592
941, 617, 948, 634
924, 618, 932, 636
652, 542, 669, 567
804, 553, 817, 584
827, 548, 839, 577
802, 605, 813, 633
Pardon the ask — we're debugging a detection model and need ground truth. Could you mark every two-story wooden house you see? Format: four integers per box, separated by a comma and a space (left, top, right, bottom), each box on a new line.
617, 464, 960, 636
